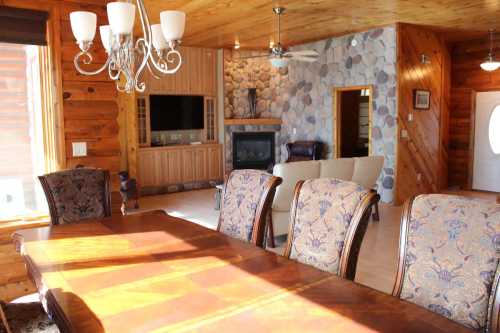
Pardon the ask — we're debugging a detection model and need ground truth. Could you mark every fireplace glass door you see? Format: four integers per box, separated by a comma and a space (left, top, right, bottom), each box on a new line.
232, 132, 275, 170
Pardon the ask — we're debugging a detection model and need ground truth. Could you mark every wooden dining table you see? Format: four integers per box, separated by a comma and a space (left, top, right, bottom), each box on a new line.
13, 212, 474, 333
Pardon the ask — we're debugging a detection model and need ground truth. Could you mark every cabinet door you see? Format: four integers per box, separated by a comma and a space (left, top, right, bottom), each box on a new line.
160, 149, 182, 185
208, 146, 223, 180
166, 149, 183, 183
182, 149, 195, 182
194, 148, 208, 181
138, 151, 161, 186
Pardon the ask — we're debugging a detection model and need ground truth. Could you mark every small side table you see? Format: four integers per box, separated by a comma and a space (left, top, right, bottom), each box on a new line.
215, 184, 224, 210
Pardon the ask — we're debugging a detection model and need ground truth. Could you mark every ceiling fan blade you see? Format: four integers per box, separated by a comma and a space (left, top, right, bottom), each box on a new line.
284, 50, 319, 57
289, 55, 318, 63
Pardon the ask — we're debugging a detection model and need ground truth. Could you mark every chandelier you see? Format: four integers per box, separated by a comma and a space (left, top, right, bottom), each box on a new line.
69, 1, 186, 93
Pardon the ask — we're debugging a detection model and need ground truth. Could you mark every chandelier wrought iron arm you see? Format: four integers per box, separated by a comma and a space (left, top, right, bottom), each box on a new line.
74, 48, 112, 76
133, 0, 153, 92
147, 61, 162, 79
138, 0, 182, 75
135, 37, 160, 77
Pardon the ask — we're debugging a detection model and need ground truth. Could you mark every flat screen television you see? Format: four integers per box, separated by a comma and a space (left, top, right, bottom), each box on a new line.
149, 95, 204, 131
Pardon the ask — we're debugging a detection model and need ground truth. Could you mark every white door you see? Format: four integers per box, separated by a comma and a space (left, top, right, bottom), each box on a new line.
473, 92, 500, 192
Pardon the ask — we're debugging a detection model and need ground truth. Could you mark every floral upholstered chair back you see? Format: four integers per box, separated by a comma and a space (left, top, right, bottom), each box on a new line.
392, 194, 500, 332
39, 168, 112, 225
284, 178, 377, 280
218, 169, 282, 247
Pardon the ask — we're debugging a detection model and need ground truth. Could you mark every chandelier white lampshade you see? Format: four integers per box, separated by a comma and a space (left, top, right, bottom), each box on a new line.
70, 11, 97, 42
99, 25, 112, 52
107, 2, 136, 35
151, 24, 168, 50
480, 55, 500, 71
160, 10, 186, 41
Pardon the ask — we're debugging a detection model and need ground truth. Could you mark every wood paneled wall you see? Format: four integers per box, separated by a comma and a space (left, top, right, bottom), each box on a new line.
0, 0, 121, 301
395, 24, 451, 204
142, 47, 216, 96
449, 88, 475, 189
59, 2, 121, 191
449, 38, 500, 189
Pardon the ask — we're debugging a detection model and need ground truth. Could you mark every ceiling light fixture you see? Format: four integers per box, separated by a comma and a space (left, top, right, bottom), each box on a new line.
234, 40, 240, 50
481, 29, 500, 72
69, 1, 186, 93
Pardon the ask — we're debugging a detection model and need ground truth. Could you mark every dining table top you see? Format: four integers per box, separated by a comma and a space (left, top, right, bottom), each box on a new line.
13, 212, 474, 333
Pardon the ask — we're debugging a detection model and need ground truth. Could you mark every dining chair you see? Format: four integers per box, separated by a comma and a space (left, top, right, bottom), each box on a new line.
0, 301, 59, 333
284, 178, 379, 280
392, 194, 500, 332
39, 167, 112, 225
217, 169, 282, 248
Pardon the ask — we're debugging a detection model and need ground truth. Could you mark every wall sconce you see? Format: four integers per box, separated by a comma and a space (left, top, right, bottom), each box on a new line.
420, 54, 430, 64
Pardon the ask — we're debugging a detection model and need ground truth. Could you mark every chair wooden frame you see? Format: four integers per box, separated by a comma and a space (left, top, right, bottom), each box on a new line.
217, 172, 282, 248
392, 196, 500, 333
0, 302, 12, 333
38, 168, 112, 225
284, 180, 379, 280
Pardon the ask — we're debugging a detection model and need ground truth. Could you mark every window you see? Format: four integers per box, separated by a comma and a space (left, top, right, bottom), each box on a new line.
0, 42, 49, 220
490, 105, 500, 154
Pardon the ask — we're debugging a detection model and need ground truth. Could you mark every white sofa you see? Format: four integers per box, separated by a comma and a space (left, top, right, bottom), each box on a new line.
271, 156, 384, 236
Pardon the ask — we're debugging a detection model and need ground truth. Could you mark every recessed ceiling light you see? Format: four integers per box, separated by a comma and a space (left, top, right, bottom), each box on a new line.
351, 38, 358, 47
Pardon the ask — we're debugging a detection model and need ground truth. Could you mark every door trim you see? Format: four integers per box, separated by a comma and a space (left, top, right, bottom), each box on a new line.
467, 91, 476, 190
333, 85, 373, 158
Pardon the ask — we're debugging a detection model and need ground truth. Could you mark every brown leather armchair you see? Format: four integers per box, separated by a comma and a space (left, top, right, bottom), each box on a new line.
285, 141, 323, 162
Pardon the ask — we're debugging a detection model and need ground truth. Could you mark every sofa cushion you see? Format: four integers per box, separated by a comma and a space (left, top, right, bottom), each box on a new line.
271, 210, 291, 235
272, 161, 320, 211
351, 156, 384, 189
319, 158, 355, 180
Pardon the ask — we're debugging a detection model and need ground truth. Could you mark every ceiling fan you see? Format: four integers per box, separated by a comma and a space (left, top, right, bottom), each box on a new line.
237, 7, 319, 67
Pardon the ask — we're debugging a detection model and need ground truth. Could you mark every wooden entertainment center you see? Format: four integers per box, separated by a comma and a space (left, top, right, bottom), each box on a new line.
136, 46, 223, 194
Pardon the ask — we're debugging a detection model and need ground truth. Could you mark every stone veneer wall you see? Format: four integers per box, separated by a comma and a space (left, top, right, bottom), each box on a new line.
224, 26, 397, 203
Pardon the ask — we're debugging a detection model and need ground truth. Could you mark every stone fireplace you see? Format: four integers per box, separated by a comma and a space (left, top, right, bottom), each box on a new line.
232, 132, 275, 170
224, 123, 281, 174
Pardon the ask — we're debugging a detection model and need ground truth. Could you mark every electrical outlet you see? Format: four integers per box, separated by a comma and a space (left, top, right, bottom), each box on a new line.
401, 129, 408, 138
72, 142, 87, 157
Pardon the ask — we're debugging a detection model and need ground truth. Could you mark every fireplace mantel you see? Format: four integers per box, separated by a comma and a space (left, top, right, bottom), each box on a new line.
224, 118, 282, 126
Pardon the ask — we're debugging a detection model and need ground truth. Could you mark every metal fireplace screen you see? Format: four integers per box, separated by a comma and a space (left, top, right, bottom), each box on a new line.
232, 132, 275, 170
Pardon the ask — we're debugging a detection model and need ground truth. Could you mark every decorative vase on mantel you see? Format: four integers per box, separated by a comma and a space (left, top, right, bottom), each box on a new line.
247, 88, 257, 118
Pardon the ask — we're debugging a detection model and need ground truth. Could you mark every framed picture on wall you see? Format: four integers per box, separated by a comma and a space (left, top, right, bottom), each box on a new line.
413, 89, 431, 110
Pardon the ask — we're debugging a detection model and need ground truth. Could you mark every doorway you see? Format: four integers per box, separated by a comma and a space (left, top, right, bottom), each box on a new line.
334, 86, 372, 158
473, 92, 500, 192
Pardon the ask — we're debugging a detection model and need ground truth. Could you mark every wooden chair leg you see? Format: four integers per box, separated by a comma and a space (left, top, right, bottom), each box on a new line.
372, 202, 380, 222
267, 213, 276, 248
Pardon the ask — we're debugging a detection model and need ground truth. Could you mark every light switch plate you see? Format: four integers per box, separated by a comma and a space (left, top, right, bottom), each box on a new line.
401, 129, 408, 138
72, 142, 87, 157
